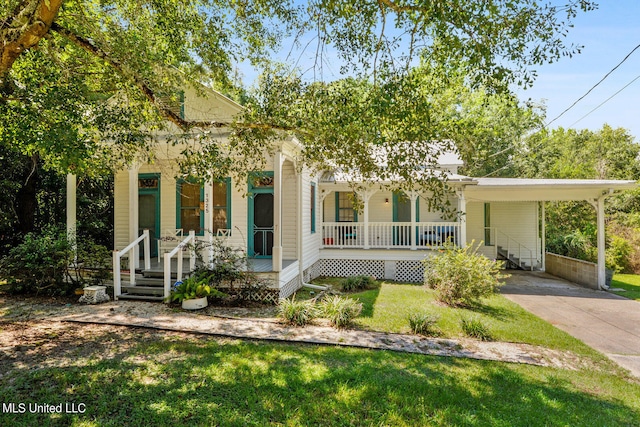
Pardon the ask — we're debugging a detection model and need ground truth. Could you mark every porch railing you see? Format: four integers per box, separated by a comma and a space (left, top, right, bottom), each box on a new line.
112, 229, 151, 300
321, 222, 460, 249
163, 230, 196, 300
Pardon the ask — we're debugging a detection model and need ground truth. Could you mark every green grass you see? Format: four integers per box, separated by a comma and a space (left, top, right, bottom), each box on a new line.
2, 329, 640, 426
611, 274, 640, 300
345, 281, 601, 357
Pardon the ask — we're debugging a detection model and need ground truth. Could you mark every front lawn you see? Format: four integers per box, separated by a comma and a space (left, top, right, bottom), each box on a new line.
314, 279, 603, 358
1, 323, 640, 426
611, 274, 640, 301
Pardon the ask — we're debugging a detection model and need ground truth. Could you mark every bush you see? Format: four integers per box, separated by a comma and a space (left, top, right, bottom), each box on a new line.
319, 295, 363, 328
0, 226, 75, 295
606, 235, 633, 273
461, 317, 493, 341
278, 299, 317, 326
408, 312, 440, 336
341, 275, 376, 292
423, 242, 506, 307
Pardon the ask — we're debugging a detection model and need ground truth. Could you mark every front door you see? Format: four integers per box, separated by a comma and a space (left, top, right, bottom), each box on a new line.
248, 172, 274, 258
138, 174, 160, 258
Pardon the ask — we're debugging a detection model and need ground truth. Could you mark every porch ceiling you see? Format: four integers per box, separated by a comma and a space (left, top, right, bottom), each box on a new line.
464, 178, 637, 202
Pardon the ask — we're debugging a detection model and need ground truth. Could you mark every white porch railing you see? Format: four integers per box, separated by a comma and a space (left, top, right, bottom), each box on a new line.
321, 222, 460, 249
112, 229, 151, 301
163, 230, 196, 300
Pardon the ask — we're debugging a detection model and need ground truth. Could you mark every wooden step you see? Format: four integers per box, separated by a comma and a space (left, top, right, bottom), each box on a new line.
118, 294, 165, 302
121, 285, 165, 296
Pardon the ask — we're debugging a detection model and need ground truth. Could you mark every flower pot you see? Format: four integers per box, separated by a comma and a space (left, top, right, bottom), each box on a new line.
182, 296, 208, 310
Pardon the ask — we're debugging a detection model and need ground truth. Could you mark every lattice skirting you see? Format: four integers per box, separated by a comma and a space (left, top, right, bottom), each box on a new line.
321, 259, 385, 279
303, 260, 323, 282
320, 259, 424, 283
395, 260, 425, 283
279, 276, 303, 299
227, 287, 280, 305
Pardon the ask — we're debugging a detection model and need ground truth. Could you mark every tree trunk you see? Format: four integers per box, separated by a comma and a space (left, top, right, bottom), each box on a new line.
15, 153, 39, 235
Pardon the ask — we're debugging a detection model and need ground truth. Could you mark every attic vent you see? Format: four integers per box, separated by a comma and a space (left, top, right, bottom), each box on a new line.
157, 91, 184, 119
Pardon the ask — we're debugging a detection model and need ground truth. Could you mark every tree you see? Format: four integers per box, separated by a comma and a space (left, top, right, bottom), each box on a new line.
1, 0, 597, 200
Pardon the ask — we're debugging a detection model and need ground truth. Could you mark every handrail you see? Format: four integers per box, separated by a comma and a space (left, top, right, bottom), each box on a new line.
163, 230, 196, 300
112, 230, 151, 300
495, 229, 535, 270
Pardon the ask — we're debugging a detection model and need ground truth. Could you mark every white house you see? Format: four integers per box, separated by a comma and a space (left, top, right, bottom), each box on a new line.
65, 87, 637, 301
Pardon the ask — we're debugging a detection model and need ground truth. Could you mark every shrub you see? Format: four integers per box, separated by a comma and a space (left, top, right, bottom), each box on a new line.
423, 242, 506, 307
0, 226, 75, 295
319, 295, 363, 328
606, 235, 632, 273
341, 275, 376, 292
461, 317, 493, 341
278, 299, 317, 326
408, 312, 440, 336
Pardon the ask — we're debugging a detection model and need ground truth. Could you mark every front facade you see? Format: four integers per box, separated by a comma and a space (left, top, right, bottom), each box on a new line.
82, 87, 635, 300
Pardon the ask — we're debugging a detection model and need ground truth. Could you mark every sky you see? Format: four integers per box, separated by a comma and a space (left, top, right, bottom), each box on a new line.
516, 1, 640, 140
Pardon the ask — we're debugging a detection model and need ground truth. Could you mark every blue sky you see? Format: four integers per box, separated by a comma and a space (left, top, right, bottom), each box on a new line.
517, 1, 640, 140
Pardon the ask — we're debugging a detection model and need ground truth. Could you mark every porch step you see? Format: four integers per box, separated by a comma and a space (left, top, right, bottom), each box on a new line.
121, 285, 165, 296
118, 294, 165, 302
141, 269, 193, 279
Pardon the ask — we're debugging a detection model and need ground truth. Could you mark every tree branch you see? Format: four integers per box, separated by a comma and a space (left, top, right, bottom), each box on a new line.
51, 22, 308, 136
0, 0, 63, 94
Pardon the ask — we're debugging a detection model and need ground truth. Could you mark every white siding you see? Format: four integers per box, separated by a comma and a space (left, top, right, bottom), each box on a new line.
302, 170, 322, 270
466, 201, 540, 262
368, 191, 392, 222
282, 160, 297, 259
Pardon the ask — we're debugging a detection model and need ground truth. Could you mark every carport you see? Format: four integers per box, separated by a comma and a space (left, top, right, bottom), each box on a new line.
464, 178, 637, 289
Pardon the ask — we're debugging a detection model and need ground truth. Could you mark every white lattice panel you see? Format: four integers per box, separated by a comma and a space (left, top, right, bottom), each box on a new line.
395, 261, 424, 283
279, 276, 302, 299
321, 259, 385, 279
303, 261, 323, 282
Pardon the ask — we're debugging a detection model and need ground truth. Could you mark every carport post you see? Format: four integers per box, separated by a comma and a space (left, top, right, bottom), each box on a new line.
596, 195, 606, 290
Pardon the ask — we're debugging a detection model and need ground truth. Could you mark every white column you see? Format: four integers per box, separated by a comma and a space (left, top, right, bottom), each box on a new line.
541, 202, 546, 271
204, 181, 213, 265
358, 189, 375, 250
410, 192, 418, 250
457, 190, 467, 248
272, 152, 283, 272
128, 166, 140, 269
297, 167, 304, 282
596, 196, 606, 289
66, 173, 77, 262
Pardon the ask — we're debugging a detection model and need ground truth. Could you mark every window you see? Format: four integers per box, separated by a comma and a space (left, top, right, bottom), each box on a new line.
336, 192, 357, 222
212, 179, 231, 233
177, 180, 203, 235
310, 183, 316, 233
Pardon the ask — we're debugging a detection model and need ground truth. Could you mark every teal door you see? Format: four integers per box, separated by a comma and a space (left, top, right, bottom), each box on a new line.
138, 174, 160, 258
248, 172, 274, 258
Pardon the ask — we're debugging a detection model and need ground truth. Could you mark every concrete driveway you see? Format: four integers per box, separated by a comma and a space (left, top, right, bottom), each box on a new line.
501, 271, 640, 378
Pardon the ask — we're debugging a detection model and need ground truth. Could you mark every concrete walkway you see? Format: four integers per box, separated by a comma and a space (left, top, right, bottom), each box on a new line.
501, 271, 640, 378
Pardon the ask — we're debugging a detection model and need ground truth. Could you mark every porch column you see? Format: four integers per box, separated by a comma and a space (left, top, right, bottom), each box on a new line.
272, 151, 283, 272
66, 173, 77, 262
204, 181, 213, 265
358, 189, 375, 249
595, 195, 607, 290
410, 191, 419, 250
457, 191, 467, 247
541, 202, 546, 271
128, 166, 140, 269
